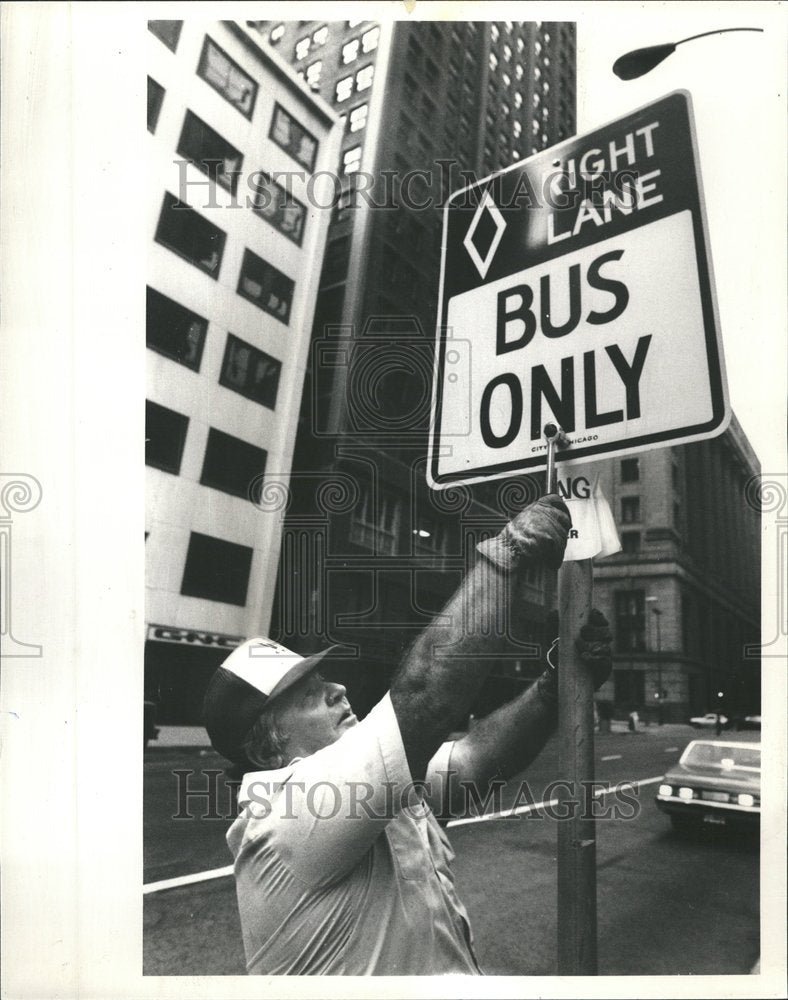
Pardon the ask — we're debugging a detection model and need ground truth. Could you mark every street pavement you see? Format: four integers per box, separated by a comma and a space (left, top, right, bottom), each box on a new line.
143, 725, 760, 976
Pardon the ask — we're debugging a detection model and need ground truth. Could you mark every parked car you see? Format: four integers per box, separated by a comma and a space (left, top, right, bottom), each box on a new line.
655, 740, 760, 833
733, 714, 761, 731
689, 712, 729, 729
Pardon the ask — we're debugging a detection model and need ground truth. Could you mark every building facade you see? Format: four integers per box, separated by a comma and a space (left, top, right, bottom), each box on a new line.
589, 413, 761, 722
145, 20, 341, 722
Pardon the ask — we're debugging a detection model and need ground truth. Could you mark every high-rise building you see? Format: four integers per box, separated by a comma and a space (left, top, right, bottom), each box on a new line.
590, 414, 761, 723
249, 19, 578, 710
145, 20, 341, 722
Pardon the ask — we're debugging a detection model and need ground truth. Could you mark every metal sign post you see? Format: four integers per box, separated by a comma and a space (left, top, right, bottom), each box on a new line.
544, 423, 597, 975
557, 556, 596, 975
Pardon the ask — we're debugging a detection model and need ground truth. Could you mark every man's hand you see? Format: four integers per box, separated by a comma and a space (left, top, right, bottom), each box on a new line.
536, 609, 613, 705
476, 494, 572, 573
575, 608, 613, 689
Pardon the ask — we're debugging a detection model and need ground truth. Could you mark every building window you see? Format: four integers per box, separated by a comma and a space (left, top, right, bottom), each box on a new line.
269, 103, 318, 171
621, 531, 641, 555
200, 427, 267, 503
342, 39, 360, 64
333, 183, 356, 222
424, 58, 439, 83
356, 64, 374, 91
515, 63, 524, 80
219, 333, 282, 409
361, 26, 380, 52
615, 591, 646, 652
312, 25, 329, 46
513, 120, 521, 137
146, 287, 207, 370
514, 91, 522, 109
503, 44, 512, 61
145, 400, 188, 474
517, 36, 524, 53
269, 23, 285, 44
237, 248, 294, 323
321, 234, 351, 286
305, 60, 322, 89
148, 20, 182, 51
294, 36, 311, 61
147, 77, 164, 133
197, 37, 257, 119
154, 191, 226, 278
490, 24, 499, 42
349, 485, 399, 554
502, 72, 511, 87
489, 52, 498, 71
620, 496, 640, 524
336, 76, 353, 102
343, 146, 362, 174
251, 172, 306, 245
621, 457, 640, 482
181, 531, 253, 606
176, 111, 243, 194
348, 103, 368, 132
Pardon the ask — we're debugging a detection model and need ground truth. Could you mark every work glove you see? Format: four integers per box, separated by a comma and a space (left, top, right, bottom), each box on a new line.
536, 609, 613, 706
476, 494, 572, 573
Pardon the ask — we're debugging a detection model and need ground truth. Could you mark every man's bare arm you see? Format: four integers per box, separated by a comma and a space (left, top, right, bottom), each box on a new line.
440, 609, 613, 812
389, 495, 570, 781
446, 679, 557, 800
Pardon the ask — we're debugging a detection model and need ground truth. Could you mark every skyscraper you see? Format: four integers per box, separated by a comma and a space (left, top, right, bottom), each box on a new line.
250, 19, 578, 709
145, 20, 341, 722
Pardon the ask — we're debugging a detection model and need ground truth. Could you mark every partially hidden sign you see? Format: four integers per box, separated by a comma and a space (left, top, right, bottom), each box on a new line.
428, 91, 729, 490
558, 473, 621, 562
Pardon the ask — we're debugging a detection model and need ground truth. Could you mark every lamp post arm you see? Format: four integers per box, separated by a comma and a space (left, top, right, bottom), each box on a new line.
676, 27, 764, 47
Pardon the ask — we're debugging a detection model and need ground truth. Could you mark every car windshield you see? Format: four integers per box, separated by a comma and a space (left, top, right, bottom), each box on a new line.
682, 743, 761, 771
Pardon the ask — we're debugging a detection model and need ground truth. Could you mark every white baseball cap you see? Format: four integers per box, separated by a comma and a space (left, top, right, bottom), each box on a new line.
203, 638, 340, 764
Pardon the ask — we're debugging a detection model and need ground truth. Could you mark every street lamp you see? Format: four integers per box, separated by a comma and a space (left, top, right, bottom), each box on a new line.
612, 27, 764, 80
646, 597, 663, 725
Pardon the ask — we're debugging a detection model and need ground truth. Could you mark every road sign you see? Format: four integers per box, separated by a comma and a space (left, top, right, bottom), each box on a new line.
429, 91, 729, 489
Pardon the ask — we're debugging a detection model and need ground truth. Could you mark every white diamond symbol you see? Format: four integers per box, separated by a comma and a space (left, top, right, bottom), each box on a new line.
463, 190, 506, 279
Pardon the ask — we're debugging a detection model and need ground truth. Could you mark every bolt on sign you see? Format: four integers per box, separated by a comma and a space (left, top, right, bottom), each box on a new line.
428, 91, 729, 489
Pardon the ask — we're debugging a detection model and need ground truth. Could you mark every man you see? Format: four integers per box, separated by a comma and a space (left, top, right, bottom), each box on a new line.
203, 494, 611, 975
